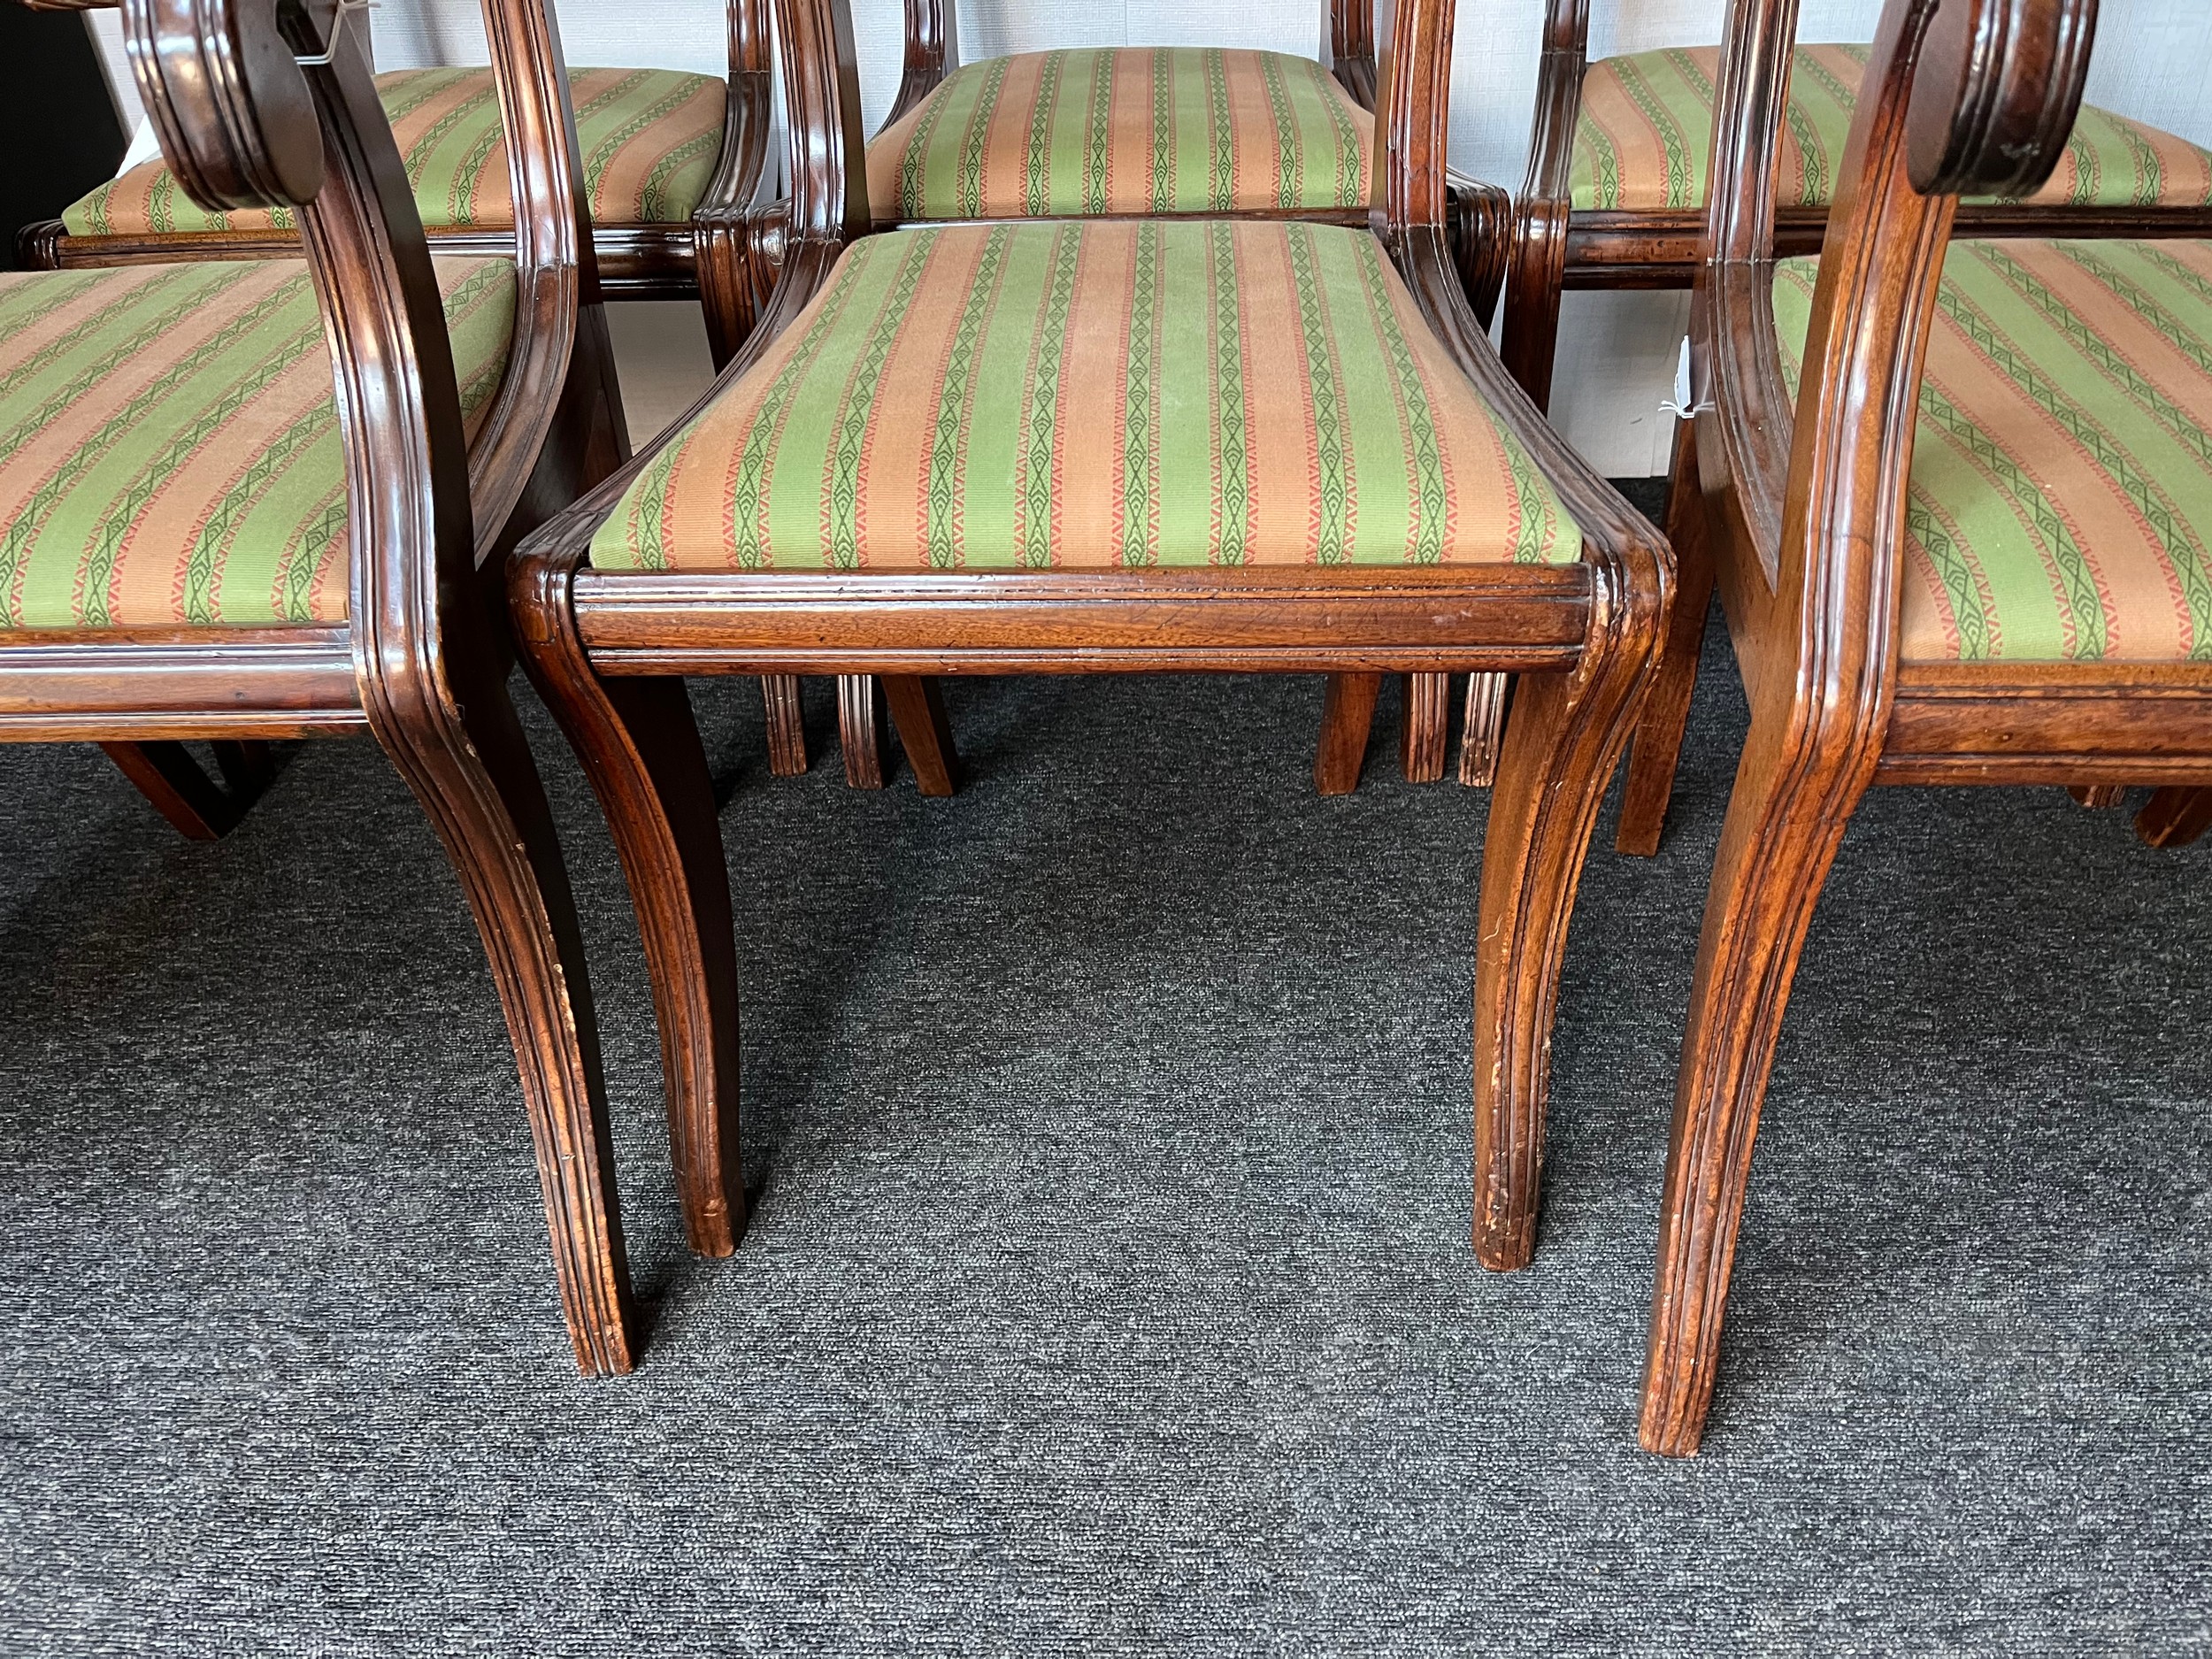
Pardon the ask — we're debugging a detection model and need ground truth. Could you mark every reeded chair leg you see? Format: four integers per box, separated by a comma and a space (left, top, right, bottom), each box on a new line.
2137, 786, 2212, 848
2068, 784, 2124, 809
1471, 592, 1660, 1272
514, 549, 747, 1260
377, 675, 639, 1376
102, 740, 277, 841
1615, 421, 1716, 856
1402, 672, 1450, 782
760, 675, 809, 776
1456, 672, 1509, 787
882, 674, 960, 796
1637, 719, 1874, 1455
1315, 672, 1381, 795
839, 673, 888, 788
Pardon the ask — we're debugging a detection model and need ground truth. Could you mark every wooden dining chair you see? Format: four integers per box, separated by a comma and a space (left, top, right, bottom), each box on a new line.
21, 0, 774, 361
1586, 0, 2208, 1455
1502, 0, 2212, 417
726, 0, 1521, 795
1, 0, 681, 1372
507, 0, 1670, 1288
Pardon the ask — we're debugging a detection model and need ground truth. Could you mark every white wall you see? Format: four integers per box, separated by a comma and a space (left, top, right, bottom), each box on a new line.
88, 0, 2212, 472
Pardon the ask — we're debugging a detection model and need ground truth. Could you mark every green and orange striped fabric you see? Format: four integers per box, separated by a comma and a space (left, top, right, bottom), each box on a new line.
0, 257, 513, 630
63, 66, 726, 237
591, 222, 1577, 573
865, 49, 1372, 223
1771, 240, 2212, 662
1571, 45, 2212, 213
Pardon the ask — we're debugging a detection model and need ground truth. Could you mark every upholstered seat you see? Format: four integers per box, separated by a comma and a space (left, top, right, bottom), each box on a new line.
590, 220, 1577, 573
864, 49, 1372, 224
1772, 239, 2212, 663
64, 66, 726, 237
0, 257, 513, 629
1572, 45, 2212, 213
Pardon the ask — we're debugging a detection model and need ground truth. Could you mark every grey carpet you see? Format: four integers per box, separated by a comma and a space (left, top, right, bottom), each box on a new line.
2, 483, 2208, 1654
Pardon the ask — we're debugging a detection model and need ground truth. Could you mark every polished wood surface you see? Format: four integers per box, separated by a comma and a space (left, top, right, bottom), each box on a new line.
0, 0, 669, 1374
513, 0, 1670, 1311
1597, 0, 2209, 1457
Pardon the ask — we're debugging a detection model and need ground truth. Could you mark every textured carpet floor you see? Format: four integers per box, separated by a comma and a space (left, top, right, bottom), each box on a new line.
2, 498, 2208, 1652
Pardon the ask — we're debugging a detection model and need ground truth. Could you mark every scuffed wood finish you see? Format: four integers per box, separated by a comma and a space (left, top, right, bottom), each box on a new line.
0, 0, 657, 1372
1458, 671, 1508, 786
513, 0, 1670, 1306
1627, 0, 2196, 1458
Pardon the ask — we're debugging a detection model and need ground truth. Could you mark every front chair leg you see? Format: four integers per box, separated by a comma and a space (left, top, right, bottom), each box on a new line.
1471, 592, 1658, 1271
376, 675, 639, 1376
1615, 420, 1716, 855
102, 740, 277, 841
2137, 786, 2212, 848
1639, 718, 1876, 1456
881, 674, 960, 796
514, 549, 746, 1258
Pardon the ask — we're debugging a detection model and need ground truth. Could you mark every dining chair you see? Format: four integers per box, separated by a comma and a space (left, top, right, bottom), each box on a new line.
1, 0, 680, 1372
505, 0, 1671, 1280
727, 0, 1521, 795
1598, 0, 2207, 1455
22, 0, 774, 361
1502, 0, 2212, 418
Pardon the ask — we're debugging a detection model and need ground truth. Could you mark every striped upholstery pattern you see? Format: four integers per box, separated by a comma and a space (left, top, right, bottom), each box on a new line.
1772, 241, 2212, 663
592, 223, 1576, 573
63, 66, 726, 237
1571, 45, 2212, 213
0, 257, 514, 630
864, 50, 1373, 223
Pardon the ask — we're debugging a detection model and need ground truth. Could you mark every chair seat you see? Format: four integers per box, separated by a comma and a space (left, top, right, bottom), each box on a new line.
0, 257, 513, 630
1573, 45, 2212, 214
865, 49, 1372, 223
590, 222, 1578, 575
63, 66, 726, 239
1772, 240, 2212, 664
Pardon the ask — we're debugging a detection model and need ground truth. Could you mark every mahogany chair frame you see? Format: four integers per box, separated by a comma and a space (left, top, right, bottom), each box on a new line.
1600, 0, 2208, 1455
1500, 0, 2212, 416
4, 0, 666, 1372
509, 0, 1671, 1294
19, 0, 775, 367
737, 0, 1523, 796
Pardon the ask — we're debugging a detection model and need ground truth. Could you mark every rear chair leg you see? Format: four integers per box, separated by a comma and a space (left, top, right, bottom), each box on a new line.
839, 674, 888, 788
1615, 419, 1715, 856
2137, 786, 2212, 848
1315, 672, 1381, 795
1402, 672, 1450, 783
103, 740, 277, 841
2069, 784, 2124, 809
881, 674, 960, 797
514, 547, 746, 1261
1456, 673, 1509, 787
761, 675, 808, 776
